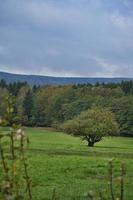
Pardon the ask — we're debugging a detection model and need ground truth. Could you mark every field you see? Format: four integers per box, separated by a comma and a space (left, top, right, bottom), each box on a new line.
1, 127, 133, 199
24, 128, 133, 200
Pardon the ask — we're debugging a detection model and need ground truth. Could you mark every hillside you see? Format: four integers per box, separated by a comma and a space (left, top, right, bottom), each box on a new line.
0, 71, 133, 86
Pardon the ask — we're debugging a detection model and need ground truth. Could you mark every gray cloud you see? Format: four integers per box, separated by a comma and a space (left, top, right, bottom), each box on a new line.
0, 0, 133, 77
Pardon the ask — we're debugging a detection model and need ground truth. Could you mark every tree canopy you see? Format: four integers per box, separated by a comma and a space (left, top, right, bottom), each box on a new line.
0, 79, 133, 137
61, 108, 119, 147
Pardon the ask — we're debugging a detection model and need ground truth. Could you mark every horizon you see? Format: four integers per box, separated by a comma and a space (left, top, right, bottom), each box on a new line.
0, 70, 133, 79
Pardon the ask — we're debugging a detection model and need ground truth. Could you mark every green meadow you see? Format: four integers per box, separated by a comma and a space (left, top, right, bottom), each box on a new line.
20, 128, 133, 200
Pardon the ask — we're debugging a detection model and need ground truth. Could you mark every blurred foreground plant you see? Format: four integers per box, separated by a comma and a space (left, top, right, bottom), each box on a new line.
51, 160, 126, 200
0, 124, 32, 199
108, 159, 126, 200
0, 93, 32, 199
83, 160, 126, 200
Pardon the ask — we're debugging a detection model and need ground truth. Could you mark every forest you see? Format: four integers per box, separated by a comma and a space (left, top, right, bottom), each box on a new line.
1, 79, 133, 137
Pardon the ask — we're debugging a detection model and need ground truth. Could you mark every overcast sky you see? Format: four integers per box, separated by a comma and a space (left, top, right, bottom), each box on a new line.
0, 0, 133, 77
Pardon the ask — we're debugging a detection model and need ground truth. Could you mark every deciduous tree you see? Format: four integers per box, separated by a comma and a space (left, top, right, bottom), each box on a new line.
61, 107, 119, 147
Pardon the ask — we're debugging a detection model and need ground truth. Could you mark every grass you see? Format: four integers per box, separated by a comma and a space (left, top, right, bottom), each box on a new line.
1, 127, 133, 199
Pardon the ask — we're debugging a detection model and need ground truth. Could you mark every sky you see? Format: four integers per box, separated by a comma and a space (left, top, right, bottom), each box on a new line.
0, 0, 133, 77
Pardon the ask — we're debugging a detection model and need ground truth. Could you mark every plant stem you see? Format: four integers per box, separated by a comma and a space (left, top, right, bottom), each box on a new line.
20, 136, 32, 200
0, 141, 13, 198
109, 161, 115, 200
0, 143, 9, 180
10, 131, 15, 160
120, 163, 125, 200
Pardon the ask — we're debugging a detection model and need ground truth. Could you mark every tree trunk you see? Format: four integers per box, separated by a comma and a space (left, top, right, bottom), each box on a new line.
86, 135, 102, 147
88, 141, 94, 147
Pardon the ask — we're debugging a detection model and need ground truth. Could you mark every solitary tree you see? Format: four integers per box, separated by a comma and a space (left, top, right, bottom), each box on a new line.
61, 107, 119, 147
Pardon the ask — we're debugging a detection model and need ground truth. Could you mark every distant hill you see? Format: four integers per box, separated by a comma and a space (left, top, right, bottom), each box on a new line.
0, 71, 133, 86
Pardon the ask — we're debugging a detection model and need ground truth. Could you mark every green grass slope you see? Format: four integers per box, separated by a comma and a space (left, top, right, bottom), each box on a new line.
0, 127, 133, 199
25, 128, 133, 200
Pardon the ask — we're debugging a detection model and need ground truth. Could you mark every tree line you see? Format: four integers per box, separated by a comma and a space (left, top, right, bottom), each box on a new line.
0, 79, 133, 137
